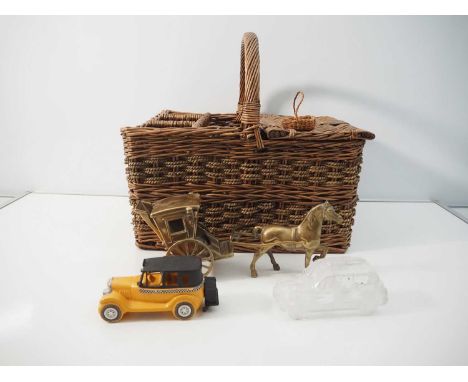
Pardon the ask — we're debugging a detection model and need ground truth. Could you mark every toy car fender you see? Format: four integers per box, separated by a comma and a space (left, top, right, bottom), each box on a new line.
99, 291, 129, 315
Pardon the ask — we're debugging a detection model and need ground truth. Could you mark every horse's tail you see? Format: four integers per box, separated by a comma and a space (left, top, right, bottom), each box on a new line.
252, 226, 263, 240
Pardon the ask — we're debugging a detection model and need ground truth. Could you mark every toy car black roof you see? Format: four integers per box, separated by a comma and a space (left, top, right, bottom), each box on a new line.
142, 256, 202, 273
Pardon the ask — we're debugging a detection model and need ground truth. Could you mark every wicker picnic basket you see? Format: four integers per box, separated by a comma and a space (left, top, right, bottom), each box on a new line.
121, 32, 375, 254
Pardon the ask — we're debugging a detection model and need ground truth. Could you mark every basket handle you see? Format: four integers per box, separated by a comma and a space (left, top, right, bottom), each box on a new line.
236, 32, 260, 126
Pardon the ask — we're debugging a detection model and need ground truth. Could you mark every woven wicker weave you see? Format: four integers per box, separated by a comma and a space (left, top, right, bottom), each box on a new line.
121, 32, 375, 254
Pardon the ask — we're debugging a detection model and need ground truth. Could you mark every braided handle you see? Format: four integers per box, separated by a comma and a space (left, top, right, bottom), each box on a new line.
236, 32, 260, 126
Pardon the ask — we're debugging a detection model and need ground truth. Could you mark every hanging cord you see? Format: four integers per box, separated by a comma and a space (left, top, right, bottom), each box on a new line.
293, 91, 305, 120
282, 91, 315, 131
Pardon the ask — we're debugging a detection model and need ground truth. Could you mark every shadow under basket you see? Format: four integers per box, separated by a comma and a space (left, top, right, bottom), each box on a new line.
120, 32, 375, 254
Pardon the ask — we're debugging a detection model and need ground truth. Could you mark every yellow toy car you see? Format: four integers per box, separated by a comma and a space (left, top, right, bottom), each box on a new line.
99, 256, 219, 322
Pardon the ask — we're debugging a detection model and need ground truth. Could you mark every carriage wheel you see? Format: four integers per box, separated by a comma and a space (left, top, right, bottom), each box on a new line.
166, 238, 214, 276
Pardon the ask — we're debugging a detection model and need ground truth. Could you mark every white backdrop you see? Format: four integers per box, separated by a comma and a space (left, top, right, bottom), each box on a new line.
0, 16, 467, 204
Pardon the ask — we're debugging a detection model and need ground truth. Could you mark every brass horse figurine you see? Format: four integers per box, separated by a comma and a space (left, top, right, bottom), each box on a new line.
249, 202, 343, 278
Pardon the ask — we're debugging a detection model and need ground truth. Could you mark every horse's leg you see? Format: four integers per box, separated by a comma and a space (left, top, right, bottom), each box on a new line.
304, 246, 317, 268
313, 245, 329, 262
267, 250, 280, 271
250, 249, 265, 278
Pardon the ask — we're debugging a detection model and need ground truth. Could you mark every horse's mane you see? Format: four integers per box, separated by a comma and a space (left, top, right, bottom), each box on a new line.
303, 204, 324, 226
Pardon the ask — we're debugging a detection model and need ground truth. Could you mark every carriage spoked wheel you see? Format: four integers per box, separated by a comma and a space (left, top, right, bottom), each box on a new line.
166, 238, 214, 275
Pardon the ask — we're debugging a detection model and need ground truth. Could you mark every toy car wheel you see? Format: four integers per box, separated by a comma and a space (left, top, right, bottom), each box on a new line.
174, 302, 195, 320
101, 304, 122, 323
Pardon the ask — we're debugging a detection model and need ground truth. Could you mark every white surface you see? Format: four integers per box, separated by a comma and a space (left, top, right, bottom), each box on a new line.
453, 207, 468, 220
0, 16, 468, 204
0, 193, 468, 365
0, 197, 13, 208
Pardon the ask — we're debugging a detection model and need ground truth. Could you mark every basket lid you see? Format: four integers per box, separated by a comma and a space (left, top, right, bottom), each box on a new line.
126, 110, 375, 142
260, 114, 375, 141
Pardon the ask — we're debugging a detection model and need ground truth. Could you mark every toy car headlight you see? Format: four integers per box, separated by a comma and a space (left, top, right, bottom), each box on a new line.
103, 278, 113, 295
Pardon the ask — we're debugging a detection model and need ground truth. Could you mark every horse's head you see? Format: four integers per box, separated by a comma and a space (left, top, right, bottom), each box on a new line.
303, 201, 343, 227
322, 201, 343, 224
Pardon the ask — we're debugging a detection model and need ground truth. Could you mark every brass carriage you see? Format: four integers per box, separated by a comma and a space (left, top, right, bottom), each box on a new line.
135, 193, 234, 275
135, 193, 341, 277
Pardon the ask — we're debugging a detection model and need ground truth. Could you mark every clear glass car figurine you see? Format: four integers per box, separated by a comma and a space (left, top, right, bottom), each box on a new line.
273, 256, 388, 319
